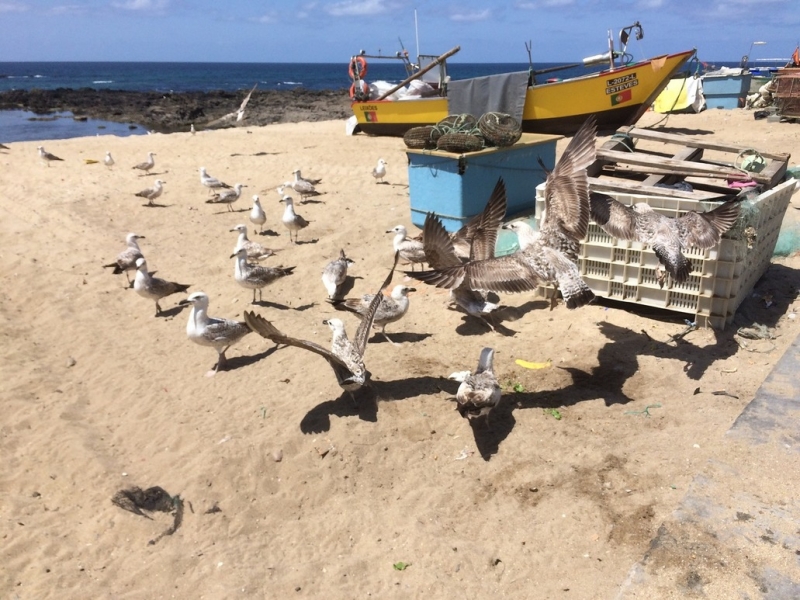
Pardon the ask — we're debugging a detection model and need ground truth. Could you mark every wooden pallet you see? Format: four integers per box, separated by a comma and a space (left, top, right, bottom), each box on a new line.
587, 126, 790, 200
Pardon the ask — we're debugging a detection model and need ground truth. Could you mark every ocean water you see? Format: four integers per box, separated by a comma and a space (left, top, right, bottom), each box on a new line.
0, 58, 738, 143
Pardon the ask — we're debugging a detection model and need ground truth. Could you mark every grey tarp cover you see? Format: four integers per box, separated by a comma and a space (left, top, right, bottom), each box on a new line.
446, 71, 530, 122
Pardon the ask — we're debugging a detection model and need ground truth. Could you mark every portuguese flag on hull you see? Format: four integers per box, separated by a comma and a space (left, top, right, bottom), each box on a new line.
611, 89, 633, 106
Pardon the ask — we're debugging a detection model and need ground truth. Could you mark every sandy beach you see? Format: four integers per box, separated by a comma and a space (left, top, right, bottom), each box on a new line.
1, 107, 799, 599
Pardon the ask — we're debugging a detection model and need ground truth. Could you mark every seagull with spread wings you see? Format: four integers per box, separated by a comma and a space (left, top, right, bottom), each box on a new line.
590, 192, 740, 287
407, 116, 597, 310
244, 252, 399, 403
206, 83, 257, 128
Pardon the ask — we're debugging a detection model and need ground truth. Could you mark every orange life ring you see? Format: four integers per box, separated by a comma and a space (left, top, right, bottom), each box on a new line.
349, 80, 368, 99
348, 56, 368, 80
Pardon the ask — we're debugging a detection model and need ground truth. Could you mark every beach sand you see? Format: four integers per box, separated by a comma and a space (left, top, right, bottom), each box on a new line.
1, 108, 799, 599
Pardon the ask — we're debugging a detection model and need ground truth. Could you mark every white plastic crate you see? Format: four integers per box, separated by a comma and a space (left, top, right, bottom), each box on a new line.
529, 179, 796, 329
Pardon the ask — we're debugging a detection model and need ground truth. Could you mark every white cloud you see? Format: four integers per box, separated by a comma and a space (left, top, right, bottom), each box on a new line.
450, 9, 490, 22
326, 0, 387, 17
517, 0, 574, 8
0, 2, 27, 12
112, 0, 169, 11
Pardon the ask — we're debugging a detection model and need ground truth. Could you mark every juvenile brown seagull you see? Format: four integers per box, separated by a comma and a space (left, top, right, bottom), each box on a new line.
133, 257, 190, 316
37, 145, 64, 166
132, 152, 155, 174
322, 248, 355, 300
448, 347, 502, 424
590, 192, 740, 287
134, 179, 165, 206
231, 247, 295, 303
244, 252, 399, 401
407, 116, 598, 310
103, 232, 145, 287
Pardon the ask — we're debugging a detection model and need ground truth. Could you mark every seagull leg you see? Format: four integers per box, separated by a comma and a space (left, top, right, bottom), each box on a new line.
252, 289, 257, 304
381, 327, 400, 346
155, 301, 162, 316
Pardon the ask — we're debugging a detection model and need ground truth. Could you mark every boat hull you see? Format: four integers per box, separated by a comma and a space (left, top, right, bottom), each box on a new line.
351, 50, 695, 136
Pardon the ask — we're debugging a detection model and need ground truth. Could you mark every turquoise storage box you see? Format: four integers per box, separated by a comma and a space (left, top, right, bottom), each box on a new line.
702, 71, 752, 109
406, 133, 562, 232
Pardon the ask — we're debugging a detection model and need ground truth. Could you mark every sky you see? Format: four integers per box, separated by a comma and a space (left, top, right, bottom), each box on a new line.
1, 0, 798, 63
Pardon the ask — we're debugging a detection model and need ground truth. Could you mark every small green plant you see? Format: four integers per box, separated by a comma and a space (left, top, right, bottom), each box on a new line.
513, 382, 525, 393
393, 561, 411, 571
544, 408, 562, 420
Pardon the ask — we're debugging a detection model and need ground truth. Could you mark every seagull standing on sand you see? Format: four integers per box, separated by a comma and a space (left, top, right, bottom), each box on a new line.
37, 146, 64, 167
249, 195, 267, 233
279, 195, 310, 243
199, 167, 232, 195
293, 169, 322, 185
132, 152, 156, 174
133, 257, 191, 316
407, 116, 598, 310
282, 178, 320, 203
179, 291, 252, 376
190, 123, 196, 135
333, 283, 415, 346
104, 151, 115, 168
448, 347, 502, 425
231, 247, 295, 303
322, 249, 355, 300
589, 192, 740, 288
135, 179, 165, 206
372, 158, 387, 183
243, 252, 399, 403
386, 224, 426, 270
206, 183, 246, 212
103, 232, 145, 287
230, 224, 277, 261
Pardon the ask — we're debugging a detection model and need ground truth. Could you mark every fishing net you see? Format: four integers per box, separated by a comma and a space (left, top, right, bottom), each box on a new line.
403, 125, 438, 149
773, 225, 800, 257
436, 132, 484, 153
478, 112, 523, 147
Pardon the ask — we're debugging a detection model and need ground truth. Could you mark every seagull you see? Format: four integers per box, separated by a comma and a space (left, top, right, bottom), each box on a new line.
243, 251, 399, 402
0, 143, 10, 151
230, 224, 277, 261
103, 232, 145, 287
199, 167, 232, 195
590, 192, 741, 287
420, 178, 508, 329
386, 224, 426, 270
448, 347, 502, 425
322, 249, 355, 300
104, 151, 115, 168
134, 179, 165, 206
207, 183, 246, 211
249, 195, 267, 233
279, 195, 310, 243
282, 178, 320, 203
205, 83, 257, 128
231, 246, 295, 303
179, 291, 252, 376
37, 146, 64, 166
190, 123, 196, 135
333, 283, 415, 346
293, 169, 322, 185
133, 257, 190, 316
372, 158, 387, 183
132, 152, 156, 174
407, 116, 598, 310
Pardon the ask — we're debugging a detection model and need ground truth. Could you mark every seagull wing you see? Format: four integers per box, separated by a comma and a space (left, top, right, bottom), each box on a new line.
589, 192, 640, 241
409, 253, 543, 294
422, 213, 462, 269
469, 177, 508, 261
353, 251, 399, 356
676, 200, 740, 249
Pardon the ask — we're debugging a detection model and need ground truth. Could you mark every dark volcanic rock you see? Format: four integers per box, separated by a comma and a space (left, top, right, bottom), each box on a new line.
0, 88, 353, 133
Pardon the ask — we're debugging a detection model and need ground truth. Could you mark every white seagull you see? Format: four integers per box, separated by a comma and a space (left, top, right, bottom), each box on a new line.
179, 291, 252, 376
104, 151, 115, 168
134, 179, 165, 206
279, 195, 310, 243
321, 249, 355, 300
199, 166, 232, 195
206, 183, 246, 211
103, 232, 145, 287
132, 152, 156, 174
249, 195, 267, 233
230, 224, 277, 261
133, 257, 191, 316
372, 158, 387, 183
334, 283, 415, 346
231, 247, 295, 303
37, 146, 64, 167
386, 224, 426, 270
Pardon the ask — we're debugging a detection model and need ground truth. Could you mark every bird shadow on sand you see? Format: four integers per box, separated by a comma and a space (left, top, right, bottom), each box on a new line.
218, 345, 280, 372
141, 202, 172, 208
454, 314, 517, 337
211, 208, 249, 215
257, 229, 281, 237
139, 170, 168, 177
291, 239, 319, 246
156, 303, 189, 319
367, 332, 432, 345
299, 197, 325, 205
299, 375, 451, 433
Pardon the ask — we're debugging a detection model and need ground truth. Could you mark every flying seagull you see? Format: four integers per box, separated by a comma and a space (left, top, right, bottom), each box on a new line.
589, 192, 740, 287
243, 251, 399, 403
206, 83, 257, 128
103, 232, 145, 287
406, 116, 598, 310
448, 347, 502, 425
179, 291, 252, 376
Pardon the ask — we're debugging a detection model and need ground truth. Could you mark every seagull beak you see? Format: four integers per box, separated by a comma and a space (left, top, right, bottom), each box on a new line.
407, 287, 417, 293
322, 319, 330, 326
229, 253, 238, 259
178, 298, 192, 306
501, 223, 512, 230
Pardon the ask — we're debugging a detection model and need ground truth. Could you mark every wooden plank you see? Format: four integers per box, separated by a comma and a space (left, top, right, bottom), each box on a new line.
588, 176, 730, 200
642, 146, 703, 186
619, 126, 791, 162
597, 148, 755, 180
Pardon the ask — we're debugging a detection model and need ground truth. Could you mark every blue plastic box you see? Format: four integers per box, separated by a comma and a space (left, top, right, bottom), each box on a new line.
406, 133, 562, 231
703, 72, 752, 109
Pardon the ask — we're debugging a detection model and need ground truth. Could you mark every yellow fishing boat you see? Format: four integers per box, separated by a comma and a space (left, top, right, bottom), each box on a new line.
348, 22, 696, 137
